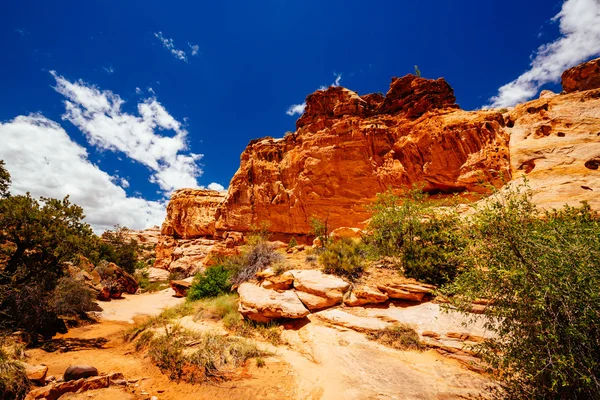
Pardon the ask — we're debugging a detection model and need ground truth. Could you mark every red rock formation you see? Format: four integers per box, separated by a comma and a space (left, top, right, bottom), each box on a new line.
561, 57, 600, 93
216, 75, 510, 236
161, 189, 225, 238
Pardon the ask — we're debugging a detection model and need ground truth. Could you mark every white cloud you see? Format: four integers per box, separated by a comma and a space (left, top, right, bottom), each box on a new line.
103, 65, 115, 74
51, 71, 202, 192
286, 103, 306, 116
189, 43, 200, 56
333, 73, 342, 87
207, 182, 225, 191
135, 87, 142, 95
154, 31, 189, 62
0, 115, 166, 232
120, 178, 130, 188
488, 0, 600, 108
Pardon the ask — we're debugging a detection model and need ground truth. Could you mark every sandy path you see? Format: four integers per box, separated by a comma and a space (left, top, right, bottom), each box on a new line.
96, 288, 185, 322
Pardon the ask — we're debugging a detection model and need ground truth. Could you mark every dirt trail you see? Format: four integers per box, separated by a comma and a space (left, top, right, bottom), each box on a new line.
27, 290, 493, 400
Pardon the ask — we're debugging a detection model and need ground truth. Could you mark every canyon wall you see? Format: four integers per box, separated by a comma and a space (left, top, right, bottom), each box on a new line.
153, 58, 600, 271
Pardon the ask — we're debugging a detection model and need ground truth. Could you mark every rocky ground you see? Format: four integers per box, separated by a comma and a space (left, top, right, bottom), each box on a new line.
25, 272, 495, 400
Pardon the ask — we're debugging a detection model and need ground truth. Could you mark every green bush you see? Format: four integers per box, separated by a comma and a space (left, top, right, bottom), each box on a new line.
444, 185, 600, 399
319, 238, 365, 281
367, 189, 464, 285
50, 276, 96, 316
287, 237, 298, 249
187, 266, 232, 301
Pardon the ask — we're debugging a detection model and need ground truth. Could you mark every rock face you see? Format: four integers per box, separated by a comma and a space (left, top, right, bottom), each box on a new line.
561, 57, 600, 93
215, 75, 510, 237
161, 189, 226, 239
507, 78, 600, 210
154, 58, 600, 270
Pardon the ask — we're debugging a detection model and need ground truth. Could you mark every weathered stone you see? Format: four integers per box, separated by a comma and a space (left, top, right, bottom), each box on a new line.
63, 365, 99, 381
376, 283, 435, 302
295, 290, 338, 311
161, 189, 225, 238
561, 57, 600, 93
329, 227, 364, 241
344, 285, 388, 306
290, 270, 351, 304
170, 279, 192, 298
260, 271, 294, 291
25, 364, 48, 386
238, 282, 310, 323
146, 267, 170, 282
315, 309, 391, 332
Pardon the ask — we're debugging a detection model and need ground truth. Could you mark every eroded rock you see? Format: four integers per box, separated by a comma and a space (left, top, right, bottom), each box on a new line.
238, 282, 309, 323
290, 270, 351, 304
344, 285, 388, 306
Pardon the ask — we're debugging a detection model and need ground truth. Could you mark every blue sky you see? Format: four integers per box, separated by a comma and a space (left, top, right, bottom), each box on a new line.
1, 0, 599, 231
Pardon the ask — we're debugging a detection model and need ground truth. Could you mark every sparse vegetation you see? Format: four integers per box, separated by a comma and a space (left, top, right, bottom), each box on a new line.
50, 276, 96, 316
319, 238, 365, 281
229, 234, 283, 287
0, 339, 29, 400
144, 325, 268, 383
366, 189, 464, 286
287, 237, 298, 249
187, 266, 232, 301
444, 185, 600, 399
309, 216, 329, 248
367, 324, 422, 351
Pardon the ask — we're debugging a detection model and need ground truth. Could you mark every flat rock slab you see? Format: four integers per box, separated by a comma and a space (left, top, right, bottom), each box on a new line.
238, 282, 310, 323
290, 269, 351, 301
344, 285, 388, 306
377, 282, 435, 302
315, 309, 390, 332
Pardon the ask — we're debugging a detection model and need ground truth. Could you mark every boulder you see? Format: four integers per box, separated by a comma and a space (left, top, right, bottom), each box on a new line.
170, 279, 192, 297
376, 282, 435, 302
238, 282, 310, 323
63, 365, 98, 381
257, 269, 294, 290
147, 267, 170, 282
329, 227, 364, 241
344, 285, 388, 306
295, 290, 338, 311
25, 364, 48, 386
290, 270, 351, 304
561, 57, 600, 93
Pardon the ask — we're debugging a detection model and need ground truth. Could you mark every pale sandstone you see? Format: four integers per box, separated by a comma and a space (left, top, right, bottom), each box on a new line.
237, 282, 310, 323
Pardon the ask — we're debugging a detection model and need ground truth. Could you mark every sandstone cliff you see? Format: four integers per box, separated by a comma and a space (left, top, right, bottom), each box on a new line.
216, 75, 511, 237
154, 58, 600, 271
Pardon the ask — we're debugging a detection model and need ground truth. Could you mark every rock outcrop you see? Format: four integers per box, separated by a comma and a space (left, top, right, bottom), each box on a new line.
154, 58, 600, 270
561, 57, 600, 93
215, 76, 510, 237
161, 189, 226, 239
507, 67, 600, 210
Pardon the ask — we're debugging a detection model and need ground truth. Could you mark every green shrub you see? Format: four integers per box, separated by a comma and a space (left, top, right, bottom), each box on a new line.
287, 237, 298, 249
309, 217, 329, 248
443, 185, 600, 399
50, 276, 96, 316
367, 189, 464, 286
367, 324, 422, 351
188, 266, 232, 301
319, 238, 365, 281
0, 344, 29, 400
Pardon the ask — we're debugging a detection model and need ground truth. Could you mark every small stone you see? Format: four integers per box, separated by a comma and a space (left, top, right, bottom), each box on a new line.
63, 365, 98, 381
